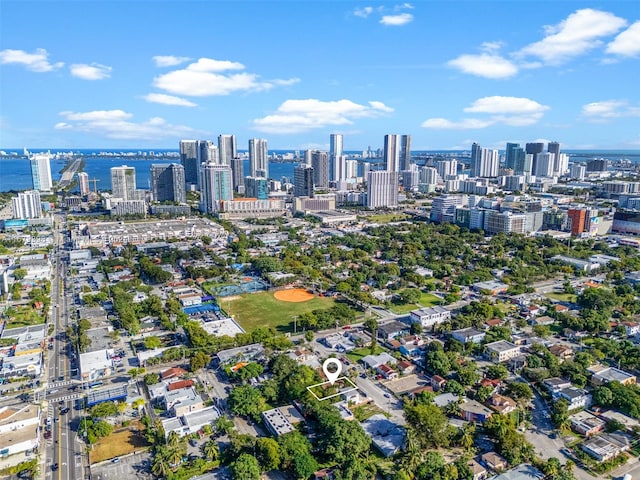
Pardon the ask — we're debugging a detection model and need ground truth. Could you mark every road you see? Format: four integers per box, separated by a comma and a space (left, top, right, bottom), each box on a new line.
58, 159, 83, 188
525, 387, 594, 480
43, 213, 85, 480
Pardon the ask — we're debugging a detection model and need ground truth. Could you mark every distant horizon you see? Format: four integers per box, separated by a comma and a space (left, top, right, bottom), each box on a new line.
2, 147, 640, 154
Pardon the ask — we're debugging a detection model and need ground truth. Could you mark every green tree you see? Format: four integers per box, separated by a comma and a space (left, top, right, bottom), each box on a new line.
144, 336, 162, 350
404, 402, 451, 449
228, 385, 267, 421
13, 268, 27, 280
90, 401, 118, 418
256, 437, 280, 471
190, 351, 210, 372
230, 453, 261, 480
202, 439, 219, 461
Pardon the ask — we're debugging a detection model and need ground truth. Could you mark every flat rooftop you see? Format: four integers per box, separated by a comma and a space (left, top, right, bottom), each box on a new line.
486, 340, 519, 352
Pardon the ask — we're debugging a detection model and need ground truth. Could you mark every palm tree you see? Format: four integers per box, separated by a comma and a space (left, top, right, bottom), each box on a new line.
460, 423, 476, 453
166, 431, 181, 449
202, 439, 219, 461
151, 449, 170, 478
166, 447, 183, 467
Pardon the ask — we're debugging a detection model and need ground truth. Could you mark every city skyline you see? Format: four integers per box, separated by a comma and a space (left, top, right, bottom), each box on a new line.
1, 1, 639, 150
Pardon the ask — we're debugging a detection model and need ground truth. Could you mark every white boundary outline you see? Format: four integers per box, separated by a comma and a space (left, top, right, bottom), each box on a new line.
306, 376, 358, 401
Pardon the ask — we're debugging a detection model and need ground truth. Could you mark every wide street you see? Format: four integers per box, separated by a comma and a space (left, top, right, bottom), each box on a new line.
41, 213, 86, 480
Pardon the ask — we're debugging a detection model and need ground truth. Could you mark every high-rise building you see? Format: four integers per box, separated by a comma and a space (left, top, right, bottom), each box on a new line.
200, 164, 233, 213
111, 166, 137, 200
525, 142, 545, 176
12, 190, 42, 219
534, 152, 554, 177
30, 153, 53, 191
77, 172, 90, 196
329, 134, 343, 182
294, 165, 314, 198
420, 166, 439, 185
383, 134, 400, 172
367, 171, 398, 208
547, 141, 560, 158
311, 151, 329, 189
345, 160, 358, 179
150, 163, 186, 203
436, 159, 457, 179
244, 176, 269, 200
218, 135, 237, 166
471, 143, 499, 178
249, 138, 269, 178
303, 150, 313, 166
505, 143, 521, 170
400, 135, 412, 171
568, 208, 587, 237
179, 140, 199, 188
570, 164, 586, 180
231, 158, 244, 191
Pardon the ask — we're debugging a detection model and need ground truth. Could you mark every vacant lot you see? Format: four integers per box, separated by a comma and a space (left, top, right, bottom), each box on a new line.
219, 291, 335, 333
388, 292, 443, 315
4, 306, 45, 329
89, 423, 150, 464
346, 345, 387, 364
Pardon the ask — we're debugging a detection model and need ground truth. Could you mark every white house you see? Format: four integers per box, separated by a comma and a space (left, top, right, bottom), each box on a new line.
409, 306, 451, 329
553, 387, 591, 411
0, 404, 40, 461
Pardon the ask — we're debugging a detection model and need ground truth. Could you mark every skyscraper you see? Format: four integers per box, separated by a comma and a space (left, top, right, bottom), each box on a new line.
231, 158, 244, 191
218, 134, 237, 166
399, 135, 412, 171
111, 166, 137, 200
249, 138, 269, 178
77, 172, 90, 196
12, 190, 42, 219
505, 143, 520, 171
436, 159, 457, 179
525, 142, 545, 177
294, 165, 314, 198
534, 152, 554, 177
179, 140, 199, 188
383, 134, 400, 172
244, 177, 268, 199
30, 153, 53, 191
311, 151, 329, 189
367, 171, 399, 208
150, 163, 186, 203
471, 143, 499, 178
329, 134, 343, 182
200, 163, 233, 213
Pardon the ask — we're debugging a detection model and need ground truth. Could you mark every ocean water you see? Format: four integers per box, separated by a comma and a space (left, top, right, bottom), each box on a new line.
0, 156, 297, 192
1, 149, 639, 193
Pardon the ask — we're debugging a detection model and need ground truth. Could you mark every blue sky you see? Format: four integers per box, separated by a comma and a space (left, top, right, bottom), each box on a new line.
1, 1, 639, 151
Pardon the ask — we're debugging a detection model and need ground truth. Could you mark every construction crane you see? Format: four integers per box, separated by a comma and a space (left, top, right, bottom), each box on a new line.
89, 178, 100, 193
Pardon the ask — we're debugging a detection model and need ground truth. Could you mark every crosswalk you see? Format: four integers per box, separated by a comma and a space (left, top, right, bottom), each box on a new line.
48, 392, 83, 402
46, 380, 77, 389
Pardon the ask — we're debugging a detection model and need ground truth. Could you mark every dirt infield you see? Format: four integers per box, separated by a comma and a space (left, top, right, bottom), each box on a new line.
274, 288, 315, 303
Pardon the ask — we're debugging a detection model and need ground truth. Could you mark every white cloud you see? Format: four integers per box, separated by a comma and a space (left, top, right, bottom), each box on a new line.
516, 8, 627, 65
582, 100, 640, 121
153, 57, 297, 97
606, 21, 640, 57
353, 6, 373, 18
252, 98, 394, 134
0, 48, 63, 72
464, 96, 549, 115
447, 53, 518, 79
55, 109, 201, 140
152, 55, 191, 67
143, 93, 197, 107
69, 63, 111, 80
380, 13, 414, 26
421, 118, 494, 130
422, 96, 549, 130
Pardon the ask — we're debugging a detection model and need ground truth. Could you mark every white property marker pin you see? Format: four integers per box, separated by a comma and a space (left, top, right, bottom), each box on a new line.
322, 358, 342, 385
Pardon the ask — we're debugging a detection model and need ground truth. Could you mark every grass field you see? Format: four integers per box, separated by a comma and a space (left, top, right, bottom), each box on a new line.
5, 307, 45, 329
346, 345, 387, 363
387, 292, 443, 315
89, 423, 150, 464
219, 291, 336, 333
545, 292, 578, 303
363, 213, 410, 223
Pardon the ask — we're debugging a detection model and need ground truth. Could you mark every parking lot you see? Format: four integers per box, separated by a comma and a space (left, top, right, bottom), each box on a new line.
90, 451, 152, 480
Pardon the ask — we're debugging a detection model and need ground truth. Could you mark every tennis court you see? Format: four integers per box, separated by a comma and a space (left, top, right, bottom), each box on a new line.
209, 277, 268, 297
